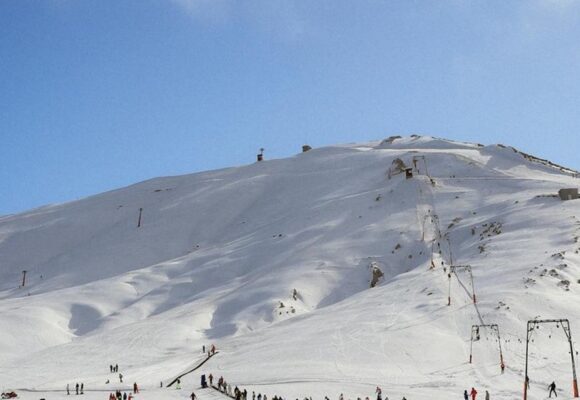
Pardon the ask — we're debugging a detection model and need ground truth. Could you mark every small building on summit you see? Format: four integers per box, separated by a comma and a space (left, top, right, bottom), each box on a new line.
558, 188, 579, 201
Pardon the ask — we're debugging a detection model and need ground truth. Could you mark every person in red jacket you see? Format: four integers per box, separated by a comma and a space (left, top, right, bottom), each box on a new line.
470, 387, 478, 400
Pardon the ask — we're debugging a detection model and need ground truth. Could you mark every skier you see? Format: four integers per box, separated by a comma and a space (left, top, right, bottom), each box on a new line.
176, 378, 181, 390
80, 383, 84, 395
133, 383, 138, 394
203, 345, 206, 354
123, 393, 127, 400
110, 365, 113, 373
339, 394, 344, 400
463, 390, 468, 400
470, 387, 477, 400
548, 382, 557, 398
191, 392, 197, 400
209, 374, 214, 386
253, 391, 256, 400
115, 364, 119, 373
76, 383, 79, 395
376, 386, 382, 400
258, 393, 262, 400
67, 384, 70, 395
485, 390, 489, 400
119, 374, 123, 383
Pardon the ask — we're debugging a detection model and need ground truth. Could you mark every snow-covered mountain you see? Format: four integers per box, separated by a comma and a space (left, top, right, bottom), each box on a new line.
2, 135, 580, 400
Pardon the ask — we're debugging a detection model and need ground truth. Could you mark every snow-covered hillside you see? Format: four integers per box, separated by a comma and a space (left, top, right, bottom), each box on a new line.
2, 135, 580, 400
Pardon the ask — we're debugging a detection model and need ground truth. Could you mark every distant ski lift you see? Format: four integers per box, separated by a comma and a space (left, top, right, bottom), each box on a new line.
257, 148, 264, 162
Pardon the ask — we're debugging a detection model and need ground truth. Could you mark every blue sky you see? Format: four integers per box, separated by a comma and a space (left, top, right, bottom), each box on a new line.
1, 0, 580, 215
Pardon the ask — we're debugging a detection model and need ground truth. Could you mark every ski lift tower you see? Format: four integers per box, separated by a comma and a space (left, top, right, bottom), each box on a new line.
523, 319, 579, 400
469, 323, 505, 370
412, 155, 430, 177
447, 265, 476, 306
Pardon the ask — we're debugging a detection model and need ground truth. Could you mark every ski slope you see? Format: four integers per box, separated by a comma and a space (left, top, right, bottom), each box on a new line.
1, 135, 580, 400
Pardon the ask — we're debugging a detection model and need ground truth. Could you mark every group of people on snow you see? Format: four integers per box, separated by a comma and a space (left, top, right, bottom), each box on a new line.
66, 383, 84, 395
202, 344, 217, 357
108, 390, 134, 400
464, 381, 558, 400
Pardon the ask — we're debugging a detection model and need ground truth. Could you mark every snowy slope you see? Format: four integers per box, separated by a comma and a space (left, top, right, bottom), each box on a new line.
1, 135, 580, 400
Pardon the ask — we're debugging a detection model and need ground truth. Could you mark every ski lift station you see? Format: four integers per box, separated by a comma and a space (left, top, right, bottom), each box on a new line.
558, 188, 579, 201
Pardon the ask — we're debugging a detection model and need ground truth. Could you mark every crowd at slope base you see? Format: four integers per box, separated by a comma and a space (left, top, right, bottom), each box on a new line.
201, 375, 567, 400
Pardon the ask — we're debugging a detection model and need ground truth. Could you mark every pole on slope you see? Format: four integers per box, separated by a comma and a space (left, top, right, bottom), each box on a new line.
470, 266, 477, 304
21, 270, 27, 287
562, 319, 579, 397
497, 324, 505, 370
469, 325, 475, 363
524, 321, 531, 400
137, 207, 143, 228
447, 272, 452, 306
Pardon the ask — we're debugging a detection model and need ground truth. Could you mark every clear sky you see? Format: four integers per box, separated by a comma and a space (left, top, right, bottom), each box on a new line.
2, 0, 580, 215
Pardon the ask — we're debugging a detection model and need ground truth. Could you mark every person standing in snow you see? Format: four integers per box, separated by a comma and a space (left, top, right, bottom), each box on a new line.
463, 389, 468, 400
548, 382, 557, 398
123, 393, 127, 400
191, 392, 197, 400
470, 387, 477, 400
115, 364, 119, 373
339, 394, 344, 400
253, 391, 256, 400
67, 384, 70, 395
485, 390, 489, 400
203, 345, 206, 354
133, 383, 138, 394
376, 386, 382, 400
110, 365, 113, 373
76, 383, 79, 395
80, 383, 84, 395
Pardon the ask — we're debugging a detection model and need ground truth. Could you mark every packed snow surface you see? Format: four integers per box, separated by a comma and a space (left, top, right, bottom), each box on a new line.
2, 135, 580, 400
